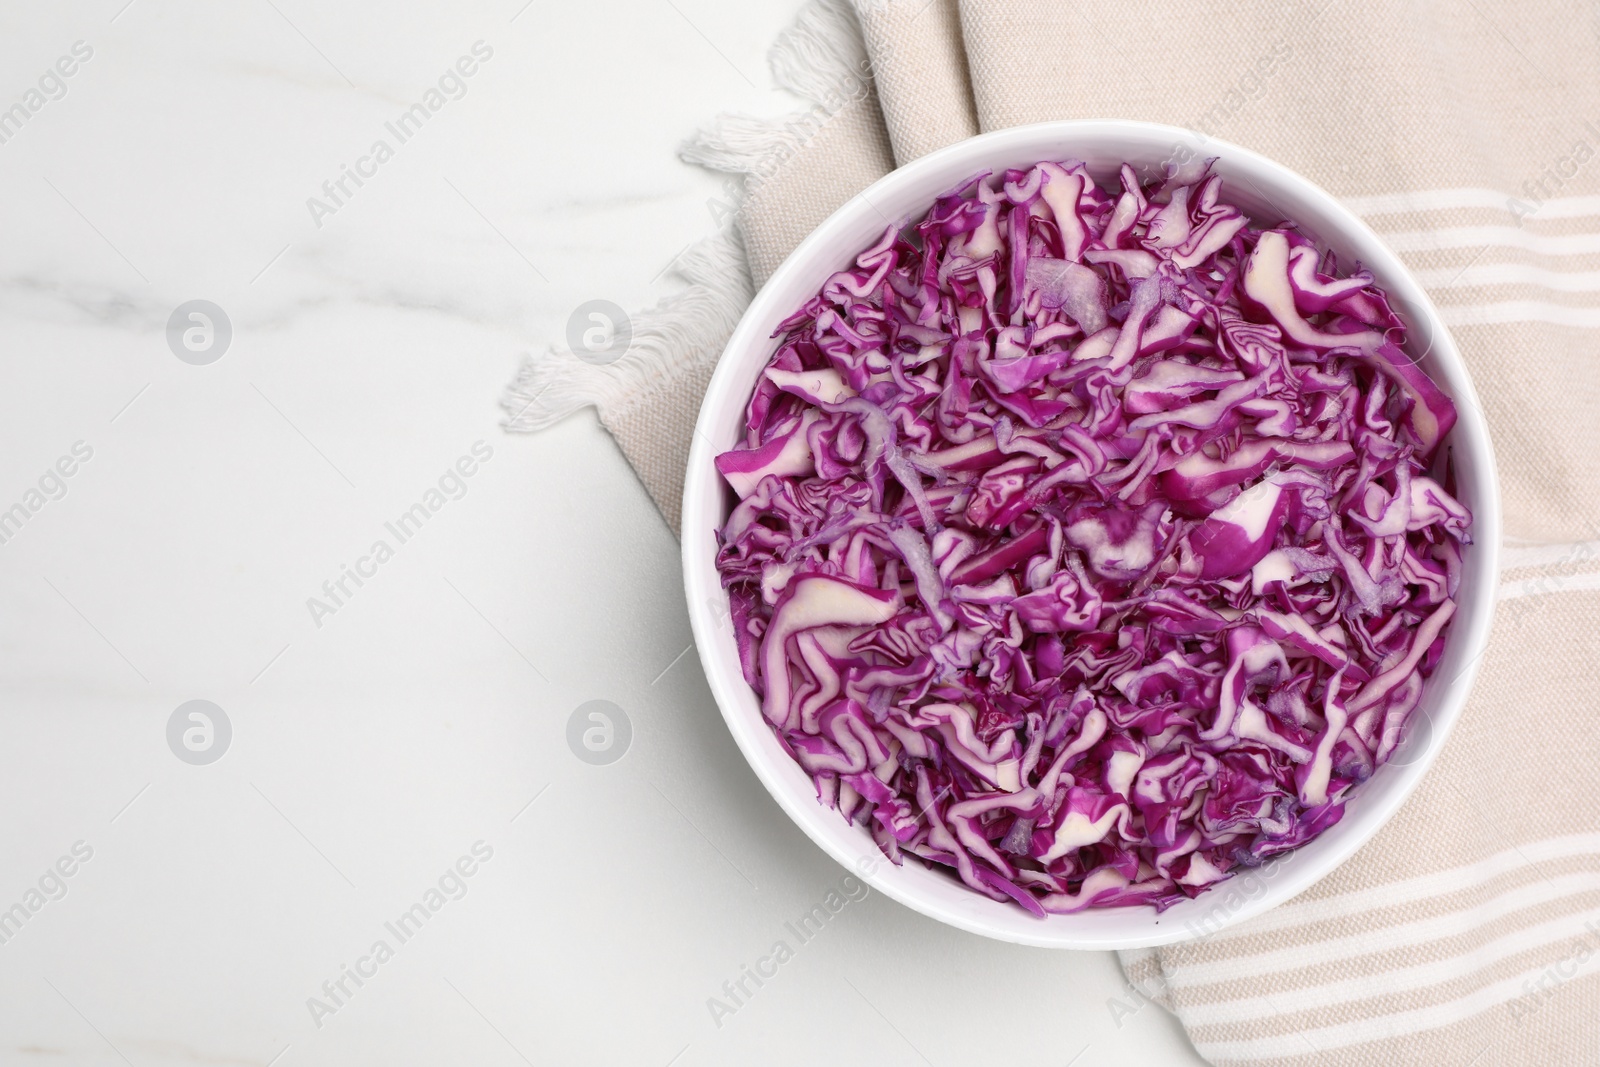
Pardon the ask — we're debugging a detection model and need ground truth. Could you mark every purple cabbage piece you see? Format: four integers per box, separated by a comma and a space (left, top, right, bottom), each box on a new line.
1191, 479, 1292, 580
713, 160, 1471, 916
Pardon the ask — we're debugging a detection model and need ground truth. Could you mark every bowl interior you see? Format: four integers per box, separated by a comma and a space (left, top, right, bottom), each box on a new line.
682, 121, 1501, 949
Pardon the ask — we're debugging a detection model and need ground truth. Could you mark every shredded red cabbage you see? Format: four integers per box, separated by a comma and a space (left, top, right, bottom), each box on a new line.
713, 160, 1471, 914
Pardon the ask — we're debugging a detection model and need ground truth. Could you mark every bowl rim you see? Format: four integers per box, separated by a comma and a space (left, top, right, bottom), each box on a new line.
681, 119, 1502, 949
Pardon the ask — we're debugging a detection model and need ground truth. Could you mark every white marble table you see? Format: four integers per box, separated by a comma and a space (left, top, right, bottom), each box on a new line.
0, 1, 1206, 1062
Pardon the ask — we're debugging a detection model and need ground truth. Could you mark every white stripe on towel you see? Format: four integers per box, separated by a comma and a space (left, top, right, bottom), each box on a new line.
1412, 263, 1600, 293
1380, 226, 1600, 256
1344, 188, 1600, 219
1438, 301, 1600, 329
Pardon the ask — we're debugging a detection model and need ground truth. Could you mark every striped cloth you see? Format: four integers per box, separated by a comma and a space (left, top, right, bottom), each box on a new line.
1120, 540, 1600, 1064
504, 1, 1600, 1060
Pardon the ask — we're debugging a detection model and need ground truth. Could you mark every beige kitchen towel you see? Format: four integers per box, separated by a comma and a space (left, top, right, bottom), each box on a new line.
503, 0, 1600, 1060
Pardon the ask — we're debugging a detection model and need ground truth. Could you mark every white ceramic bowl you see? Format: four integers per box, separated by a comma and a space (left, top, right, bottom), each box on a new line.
682, 120, 1500, 949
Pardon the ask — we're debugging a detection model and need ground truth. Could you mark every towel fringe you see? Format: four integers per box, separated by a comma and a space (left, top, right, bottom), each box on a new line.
500, 0, 870, 460
501, 228, 752, 433
681, 0, 872, 193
